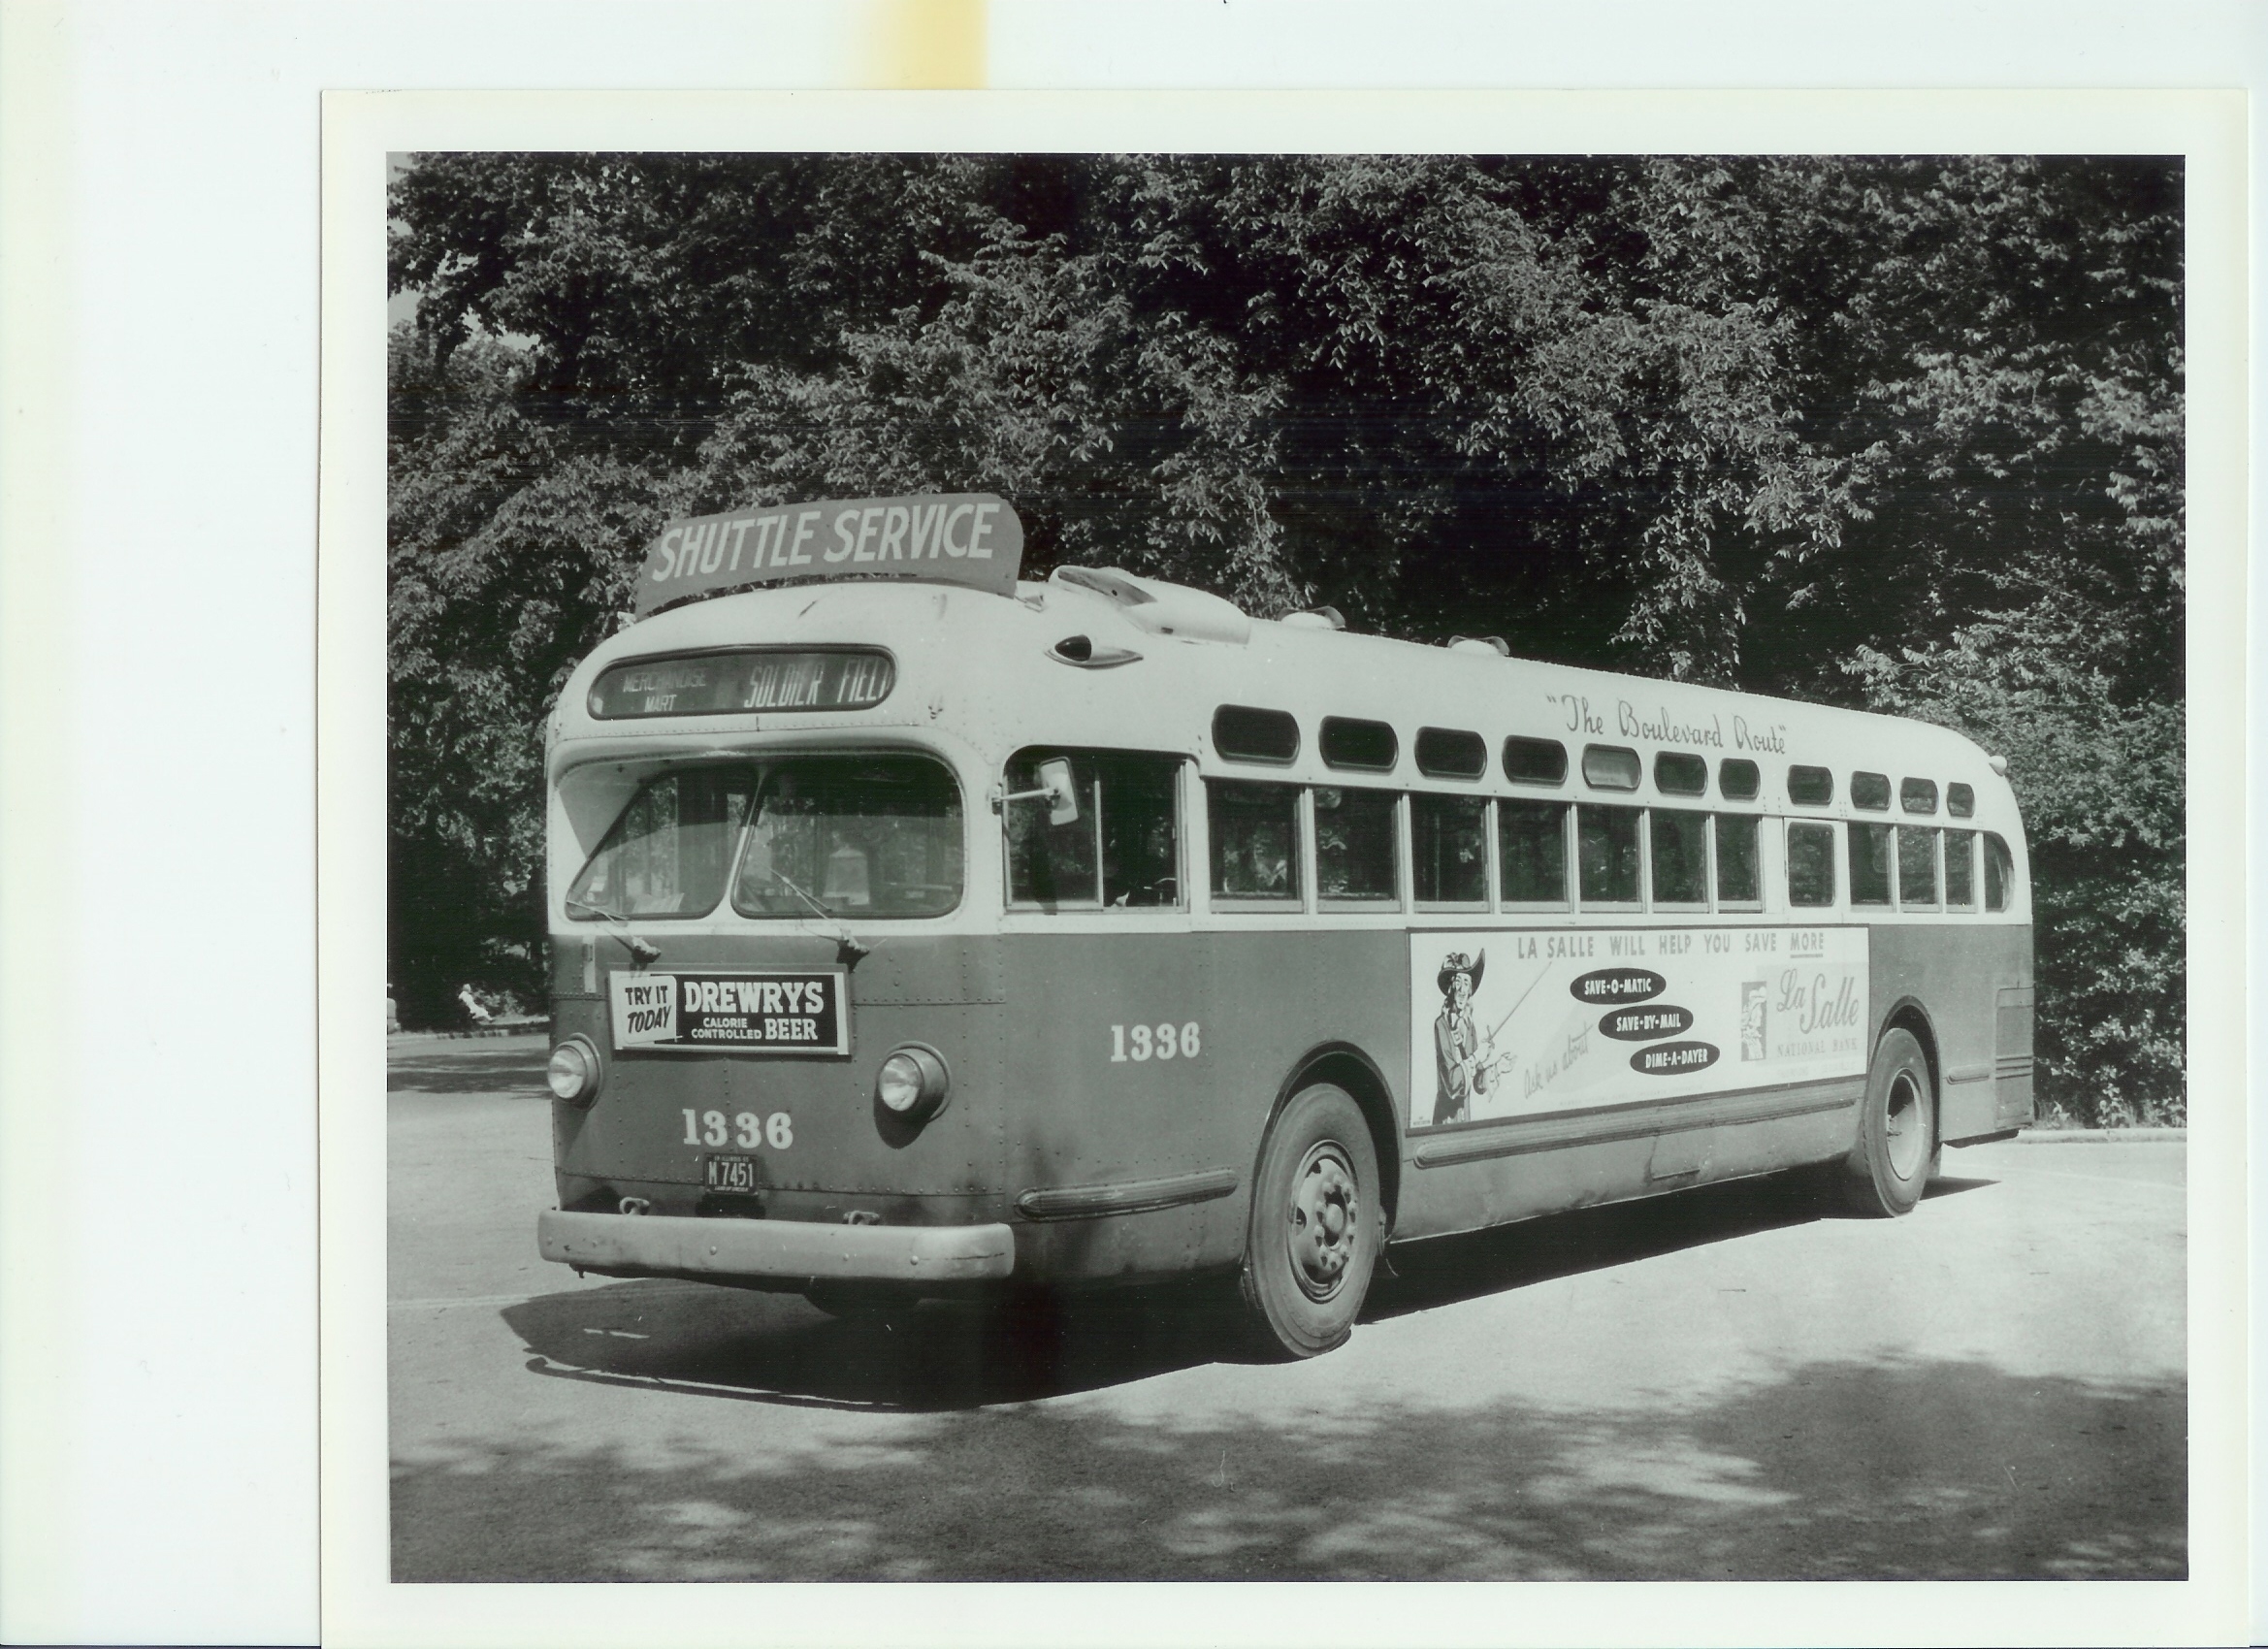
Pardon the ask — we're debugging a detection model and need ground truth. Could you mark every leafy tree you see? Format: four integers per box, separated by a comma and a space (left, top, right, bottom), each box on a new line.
386, 151, 2184, 1121
387, 327, 661, 1020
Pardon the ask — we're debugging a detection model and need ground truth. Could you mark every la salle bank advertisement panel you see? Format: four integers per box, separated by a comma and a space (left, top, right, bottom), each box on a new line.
1409, 926, 1869, 1131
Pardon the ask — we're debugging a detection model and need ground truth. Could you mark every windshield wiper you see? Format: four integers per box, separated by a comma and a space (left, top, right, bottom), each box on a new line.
565, 896, 663, 966
761, 871, 873, 964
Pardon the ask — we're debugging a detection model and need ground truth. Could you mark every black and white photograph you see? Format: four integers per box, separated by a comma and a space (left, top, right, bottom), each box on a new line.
4, 14, 2254, 1644
378, 136, 2197, 1593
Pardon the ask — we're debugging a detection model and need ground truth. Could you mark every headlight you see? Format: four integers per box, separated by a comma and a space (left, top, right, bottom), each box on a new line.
547, 1036, 602, 1106
874, 1044, 950, 1120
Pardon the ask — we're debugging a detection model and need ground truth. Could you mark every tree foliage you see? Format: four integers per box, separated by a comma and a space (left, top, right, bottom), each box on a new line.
1849, 608, 2184, 1123
386, 152, 2183, 1121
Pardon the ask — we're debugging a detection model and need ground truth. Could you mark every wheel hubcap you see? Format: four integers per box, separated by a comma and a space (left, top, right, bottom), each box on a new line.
1884, 1072, 1928, 1179
1287, 1143, 1360, 1301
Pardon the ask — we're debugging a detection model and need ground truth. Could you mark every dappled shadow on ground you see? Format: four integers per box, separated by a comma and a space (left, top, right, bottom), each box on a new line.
393, 1351, 2183, 1582
402, 1166, 2181, 1583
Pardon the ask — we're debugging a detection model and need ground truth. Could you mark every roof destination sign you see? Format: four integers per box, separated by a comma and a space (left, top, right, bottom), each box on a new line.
636, 492, 1024, 615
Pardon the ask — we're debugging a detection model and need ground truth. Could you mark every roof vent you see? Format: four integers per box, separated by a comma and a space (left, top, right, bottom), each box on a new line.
1050, 566, 1250, 645
1446, 634, 1511, 657
1281, 606, 1346, 631
1054, 566, 1155, 606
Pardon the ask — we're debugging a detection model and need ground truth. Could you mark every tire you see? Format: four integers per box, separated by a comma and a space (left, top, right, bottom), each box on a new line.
1240, 1083, 1383, 1358
1841, 1028, 1939, 1216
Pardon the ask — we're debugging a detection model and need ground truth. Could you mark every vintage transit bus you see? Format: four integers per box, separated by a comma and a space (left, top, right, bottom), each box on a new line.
535, 493, 2034, 1357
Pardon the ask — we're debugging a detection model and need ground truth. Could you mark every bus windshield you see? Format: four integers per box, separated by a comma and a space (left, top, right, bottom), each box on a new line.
567, 766, 756, 920
733, 756, 963, 919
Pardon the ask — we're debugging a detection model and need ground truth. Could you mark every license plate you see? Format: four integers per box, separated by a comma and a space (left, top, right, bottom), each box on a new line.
704, 1154, 762, 1193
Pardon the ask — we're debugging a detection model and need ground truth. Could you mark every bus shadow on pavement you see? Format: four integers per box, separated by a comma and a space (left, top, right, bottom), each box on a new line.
1369, 1165, 1993, 1322
1923, 1173, 1999, 1198
502, 1168, 2001, 1410
504, 1276, 1257, 1411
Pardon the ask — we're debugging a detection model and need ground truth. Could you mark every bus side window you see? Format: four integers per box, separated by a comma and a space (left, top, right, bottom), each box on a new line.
1896, 825, 1938, 907
1944, 829, 1977, 908
1208, 780, 1302, 904
1849, 822, 1893, 905
1714, 814, 1762, 906
1649, 809, 1708, 907
1098, 755, 1183, 907
1413, 793, 1489, 907
1313, 786, 1400, 905
1576, 804, 1641, 906
1787, 821, 1836, 907
1499, 799, 1569, 907
1984, 832, 2015, 911
1006, 750, 1183, 909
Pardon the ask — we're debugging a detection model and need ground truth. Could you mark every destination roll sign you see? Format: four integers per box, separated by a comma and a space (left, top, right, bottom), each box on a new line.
636, 492, 1024, 615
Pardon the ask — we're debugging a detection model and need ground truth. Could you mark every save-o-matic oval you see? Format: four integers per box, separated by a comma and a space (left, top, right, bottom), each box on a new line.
1570, 968, 1666, 1006
1629, 1040, 1720, 1076
1599, 1003, 1694, 1042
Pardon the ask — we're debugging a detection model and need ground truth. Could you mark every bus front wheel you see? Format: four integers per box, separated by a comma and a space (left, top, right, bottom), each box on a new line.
1842, 1028, 1940, 1217
1240, 1083, 1382, 1359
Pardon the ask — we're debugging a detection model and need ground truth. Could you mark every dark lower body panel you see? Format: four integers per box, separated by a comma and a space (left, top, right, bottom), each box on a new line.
1392, 1077, 1863, 1244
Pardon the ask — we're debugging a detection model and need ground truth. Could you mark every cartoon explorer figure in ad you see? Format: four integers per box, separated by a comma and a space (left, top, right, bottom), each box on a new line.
1433, 950, 1503, 1124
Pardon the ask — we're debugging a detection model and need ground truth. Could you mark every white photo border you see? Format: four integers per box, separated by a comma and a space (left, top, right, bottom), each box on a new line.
320, 87, 2247, 1649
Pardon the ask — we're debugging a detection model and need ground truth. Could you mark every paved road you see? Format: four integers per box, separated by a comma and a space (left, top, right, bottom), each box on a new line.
389, 1033, 2185, 1582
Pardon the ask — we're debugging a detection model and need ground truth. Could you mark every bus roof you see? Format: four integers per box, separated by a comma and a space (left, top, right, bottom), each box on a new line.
552, 567, 2013, 821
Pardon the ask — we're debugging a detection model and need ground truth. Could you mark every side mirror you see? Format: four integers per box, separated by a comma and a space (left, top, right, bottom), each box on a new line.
996, 758, 1083, 826
1035, 758, 1080, 827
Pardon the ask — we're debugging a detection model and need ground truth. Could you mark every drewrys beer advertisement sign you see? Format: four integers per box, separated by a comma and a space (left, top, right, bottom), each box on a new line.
608, 969, 850, 1055
1409, 926, 1868, 1130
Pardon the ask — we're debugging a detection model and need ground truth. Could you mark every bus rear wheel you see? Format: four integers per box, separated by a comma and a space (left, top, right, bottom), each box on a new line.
1240, 1083, 1382, 1359
1842, 1028, 1939, 1217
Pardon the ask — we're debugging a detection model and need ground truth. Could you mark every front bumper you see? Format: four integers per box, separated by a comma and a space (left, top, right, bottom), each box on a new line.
537, 1209, 1017, 1285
